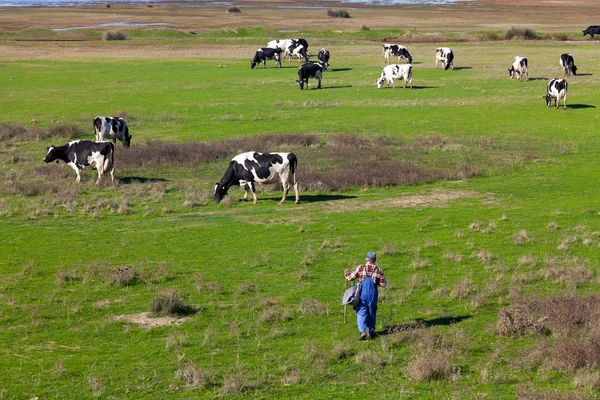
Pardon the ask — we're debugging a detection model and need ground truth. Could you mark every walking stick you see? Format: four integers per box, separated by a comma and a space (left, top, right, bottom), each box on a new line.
344, 278, 348, 324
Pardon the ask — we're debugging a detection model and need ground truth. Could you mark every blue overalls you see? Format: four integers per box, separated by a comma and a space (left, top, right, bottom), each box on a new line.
356, 276, 378, 334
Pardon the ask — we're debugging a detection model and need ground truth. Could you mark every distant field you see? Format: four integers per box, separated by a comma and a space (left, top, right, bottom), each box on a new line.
2, 2, 600, 399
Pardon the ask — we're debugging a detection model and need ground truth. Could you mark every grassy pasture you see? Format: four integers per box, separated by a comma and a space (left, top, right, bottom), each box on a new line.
2, 7, 600, 399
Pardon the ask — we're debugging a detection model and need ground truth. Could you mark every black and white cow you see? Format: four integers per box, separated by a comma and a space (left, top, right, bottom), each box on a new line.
290, 44, 309, 63
377, 64, 413, 89
560, 53, 577, 76
251, 47, 282, 69
43, 140, 115, 184
317, 48, 330, 70
297, 62, 326, 90
543, 78, 568, 110
508, 56, 528, 82
93, 116, 131, 147
383, 44, 413, 64
583, 25, 600, 40
435, 47, 454, 70
214, 152, 299, 204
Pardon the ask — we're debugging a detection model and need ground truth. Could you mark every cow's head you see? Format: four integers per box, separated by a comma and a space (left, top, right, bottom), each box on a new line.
376, 74, 386, 89
508, 66, 515, 79
407, 56, 413, 64
572, 65, 578, 75
251, 60, 257, 69
543, 94, 552, 107
214, 182, 228, 203
43, 146, 59, 163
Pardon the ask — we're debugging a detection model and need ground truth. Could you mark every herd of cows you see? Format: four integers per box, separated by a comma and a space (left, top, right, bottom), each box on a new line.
40, 28, 596, 202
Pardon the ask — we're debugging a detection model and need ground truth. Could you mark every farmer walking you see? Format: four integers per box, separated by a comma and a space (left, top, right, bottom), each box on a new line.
344, 251, 387, 340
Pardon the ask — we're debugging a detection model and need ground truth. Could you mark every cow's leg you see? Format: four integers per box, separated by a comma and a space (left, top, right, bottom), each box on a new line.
242, 184, 249, 201
68, 162, 81, 183
279, 171, 290, 204
96, 165, 103, 184
563, 94, 567, 110
248, 182, 258, 204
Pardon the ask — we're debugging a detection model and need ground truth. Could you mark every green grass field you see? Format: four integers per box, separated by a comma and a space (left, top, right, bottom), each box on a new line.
2, 27, 600, 399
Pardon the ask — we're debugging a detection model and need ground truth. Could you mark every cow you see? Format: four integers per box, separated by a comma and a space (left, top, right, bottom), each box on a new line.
43, 140, 115, 184
582, 25, 600, 40
93, 116, 131, 147
214, 152, 299, 204
435, 47, 454, 70
251, 47, 282, 69
376, 64, 413, 89
297, 62, 326, 90
267, 39, 293, 60
383, 44, 413, 64
543, 78, 568, 109
560, 53, 577, 76
508, 56, 528, 82
290, 44, 309, 63
317, 48, 330, 70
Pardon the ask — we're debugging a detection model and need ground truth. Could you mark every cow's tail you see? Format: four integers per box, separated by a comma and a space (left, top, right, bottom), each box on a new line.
104, 142, 115, 173
288, 153, 298, 178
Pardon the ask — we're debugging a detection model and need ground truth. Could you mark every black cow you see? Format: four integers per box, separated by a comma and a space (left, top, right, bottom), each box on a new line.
214, 152, 299, 204
251, 47, 282, 69
543, 78, 568, 110
383, 44, 413, 64
582, 25, 600, 39
43, 140, 115, 184
560, 53, 577, 76
318, 48, 330, 70
297, 62, 326, 90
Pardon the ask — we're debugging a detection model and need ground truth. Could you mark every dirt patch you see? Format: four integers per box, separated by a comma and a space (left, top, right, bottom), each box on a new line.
111, 312, 190, 327
324, 189, 483, 213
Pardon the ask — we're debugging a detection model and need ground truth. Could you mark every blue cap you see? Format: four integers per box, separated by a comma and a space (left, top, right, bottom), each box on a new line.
366, 251, 376, 261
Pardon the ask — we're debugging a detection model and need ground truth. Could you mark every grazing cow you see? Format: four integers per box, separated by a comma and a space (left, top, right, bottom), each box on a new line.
297, 62, 326, 90
317, 48, 330, 70
435, 47, 454, 70
560, 53, 577, 76
214, 152, 299, 204
543, 78, 568, 109
251, 47, 282, 69
290, 44, 309, 63
508, 56, 528, 82
582, 25, 600, 39
383, 44, 413, 64
43, 140, 115, 184
93, 116, 131, 147
376, 64, 413, 89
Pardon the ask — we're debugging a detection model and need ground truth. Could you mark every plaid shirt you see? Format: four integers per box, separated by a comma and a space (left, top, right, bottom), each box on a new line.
346, 261, 387, 287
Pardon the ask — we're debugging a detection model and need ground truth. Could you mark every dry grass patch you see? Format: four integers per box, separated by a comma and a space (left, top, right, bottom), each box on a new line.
176, 360, 217, 388
355, 350, 387, 367
220, 368, 260, 395
512, 229, 531, 244
109, 265, 135, 286
298, 298, 329, 316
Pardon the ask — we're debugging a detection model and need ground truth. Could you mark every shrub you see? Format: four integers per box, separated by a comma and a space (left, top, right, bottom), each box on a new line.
327, 8, 351, 18
150, 288, 194, 316
103, 30, 126, 41
504, 27, 537, 40
176, 360, 216, 388
109, 265, 135, 286
227, 5, 241, 13
361, 24, 370, 31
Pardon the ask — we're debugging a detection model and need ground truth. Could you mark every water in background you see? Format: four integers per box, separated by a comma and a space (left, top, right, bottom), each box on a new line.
1, 0, 470, 7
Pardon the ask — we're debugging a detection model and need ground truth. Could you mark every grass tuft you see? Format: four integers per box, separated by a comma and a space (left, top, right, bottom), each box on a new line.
150, 288, 194, 316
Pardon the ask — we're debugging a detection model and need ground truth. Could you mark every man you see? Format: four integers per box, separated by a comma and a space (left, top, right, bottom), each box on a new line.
344, 252, 387, 340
